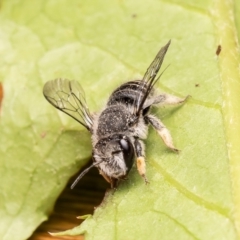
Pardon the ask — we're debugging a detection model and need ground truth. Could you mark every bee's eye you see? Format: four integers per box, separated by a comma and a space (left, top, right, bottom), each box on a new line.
120, 139, 130, 151
120, 138, 134, 172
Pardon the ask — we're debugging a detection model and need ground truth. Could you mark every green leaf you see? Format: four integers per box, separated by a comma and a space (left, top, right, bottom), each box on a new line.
0, 0, 240, 240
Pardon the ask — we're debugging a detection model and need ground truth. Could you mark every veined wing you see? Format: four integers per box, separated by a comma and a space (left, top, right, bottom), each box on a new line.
43, 79, 93, 131
134, 40, 171, 116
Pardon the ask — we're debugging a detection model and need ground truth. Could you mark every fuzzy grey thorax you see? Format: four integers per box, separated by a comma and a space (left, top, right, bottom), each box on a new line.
96, 105, 132, 138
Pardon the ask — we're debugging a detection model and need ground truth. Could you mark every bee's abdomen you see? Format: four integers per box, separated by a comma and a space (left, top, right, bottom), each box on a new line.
107, 80, 148, 107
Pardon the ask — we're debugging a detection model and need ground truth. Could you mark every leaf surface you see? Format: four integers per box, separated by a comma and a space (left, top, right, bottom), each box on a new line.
0, 0, 239, 240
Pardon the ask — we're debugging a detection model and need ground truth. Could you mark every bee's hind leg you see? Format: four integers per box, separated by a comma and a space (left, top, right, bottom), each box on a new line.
145, 115, 179, 153
134, 138, 149, 184
145, 93, 189, 152
153, 93, 189, 106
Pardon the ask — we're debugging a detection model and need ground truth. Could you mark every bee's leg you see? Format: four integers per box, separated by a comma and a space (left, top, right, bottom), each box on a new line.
145, 114, 179, 152
153, 94, 189, 106
134, 138, 149, 184
110, 178, 119, 189
100, 170, 118, 188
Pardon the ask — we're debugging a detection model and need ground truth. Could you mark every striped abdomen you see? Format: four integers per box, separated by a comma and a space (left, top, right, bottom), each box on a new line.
107, 80, 153, 108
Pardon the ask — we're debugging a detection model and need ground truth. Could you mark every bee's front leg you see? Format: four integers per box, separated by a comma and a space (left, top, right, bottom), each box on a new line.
99, 170, 118, 188
134, 138, 149, 184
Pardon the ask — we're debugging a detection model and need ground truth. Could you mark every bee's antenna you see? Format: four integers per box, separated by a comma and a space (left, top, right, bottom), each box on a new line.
70, 162, 100, 189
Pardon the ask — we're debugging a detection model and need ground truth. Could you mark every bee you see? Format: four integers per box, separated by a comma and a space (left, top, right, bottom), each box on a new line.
43, 40, 188, 189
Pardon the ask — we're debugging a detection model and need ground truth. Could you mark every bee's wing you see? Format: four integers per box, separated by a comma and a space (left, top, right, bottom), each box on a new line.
43, 79, 93, 131
134, 40, 171, 116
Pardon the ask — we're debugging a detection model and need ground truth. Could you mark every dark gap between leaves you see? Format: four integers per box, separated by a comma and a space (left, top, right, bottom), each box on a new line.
29, 164, 109, 240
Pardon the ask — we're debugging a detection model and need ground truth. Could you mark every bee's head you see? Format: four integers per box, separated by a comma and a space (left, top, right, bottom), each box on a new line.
71, 134, 135, 189
93, 134, 135, 178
